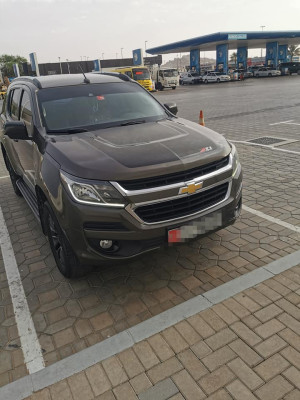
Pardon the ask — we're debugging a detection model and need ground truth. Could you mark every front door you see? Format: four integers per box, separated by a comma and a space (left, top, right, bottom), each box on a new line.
9, 88, 36, 191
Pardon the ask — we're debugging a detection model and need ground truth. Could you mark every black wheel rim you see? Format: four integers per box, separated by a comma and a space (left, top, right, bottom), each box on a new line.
48, 214, 67, 274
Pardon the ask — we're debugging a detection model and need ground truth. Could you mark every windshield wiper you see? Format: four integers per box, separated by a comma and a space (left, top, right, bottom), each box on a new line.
47, 128, 89, 134
120, 120, 146, 126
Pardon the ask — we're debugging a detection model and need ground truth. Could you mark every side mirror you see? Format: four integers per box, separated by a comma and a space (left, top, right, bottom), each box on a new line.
164, 102, 178, 116
4, 121, 29, 140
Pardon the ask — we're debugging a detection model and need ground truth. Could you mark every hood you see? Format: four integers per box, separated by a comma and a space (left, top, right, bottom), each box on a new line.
45, 118, 231, 180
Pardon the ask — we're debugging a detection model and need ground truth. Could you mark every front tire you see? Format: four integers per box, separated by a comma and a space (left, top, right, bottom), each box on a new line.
217, 78, 220, 83
43, 202, 91, 278
172, 86, 176, 90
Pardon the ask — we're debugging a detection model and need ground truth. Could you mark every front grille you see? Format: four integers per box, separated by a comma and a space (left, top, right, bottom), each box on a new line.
135, 182, 229, 223
119, 155, 230, 191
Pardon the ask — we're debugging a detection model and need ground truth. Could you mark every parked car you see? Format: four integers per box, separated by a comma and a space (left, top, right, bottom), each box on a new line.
179, 72, 202, 85
0, 73, 242, 278
202, 71, 231, 83
278, 62, 300, 75
230, 69, 253, 80
254, 67, 281, 77
248, 65, 264, 75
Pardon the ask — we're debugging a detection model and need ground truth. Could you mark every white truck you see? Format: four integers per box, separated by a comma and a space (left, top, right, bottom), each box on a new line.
150, 66, 179, 90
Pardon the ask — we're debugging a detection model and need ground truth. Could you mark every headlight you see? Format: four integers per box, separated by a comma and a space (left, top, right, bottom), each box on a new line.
60, 172, 125, 207
231, 144, 240, 177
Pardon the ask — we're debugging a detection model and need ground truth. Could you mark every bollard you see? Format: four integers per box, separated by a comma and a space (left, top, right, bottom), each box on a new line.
199, 110, 205, 126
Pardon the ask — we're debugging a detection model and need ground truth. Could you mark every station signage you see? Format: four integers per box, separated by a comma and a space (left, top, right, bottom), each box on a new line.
228, 34, 247, 40
132, 49, 143, 66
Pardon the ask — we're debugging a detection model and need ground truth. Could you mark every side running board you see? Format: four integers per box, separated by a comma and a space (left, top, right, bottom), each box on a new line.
16, 179, 40, 222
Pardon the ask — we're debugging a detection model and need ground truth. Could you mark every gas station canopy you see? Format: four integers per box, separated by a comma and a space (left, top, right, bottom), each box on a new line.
146, 31, 300, 54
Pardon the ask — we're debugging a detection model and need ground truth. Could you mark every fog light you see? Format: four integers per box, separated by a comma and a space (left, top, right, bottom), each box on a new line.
99, 240, 113, 249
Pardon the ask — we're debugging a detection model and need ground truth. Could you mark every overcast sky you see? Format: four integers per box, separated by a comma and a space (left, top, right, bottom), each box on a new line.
1, 0, 299, 64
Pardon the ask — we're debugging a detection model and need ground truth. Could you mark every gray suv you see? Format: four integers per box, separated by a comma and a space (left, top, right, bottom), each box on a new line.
0, 73, 242, 277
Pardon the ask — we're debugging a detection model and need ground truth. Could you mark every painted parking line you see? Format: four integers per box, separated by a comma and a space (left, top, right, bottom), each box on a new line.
0, 206, 45, 374
243, 205, 300, 234
230, 140, 300, 155
0, 248, 299, 400
269, 120, 294, 125
269, 120, 300, 126
0, 175, 9, 179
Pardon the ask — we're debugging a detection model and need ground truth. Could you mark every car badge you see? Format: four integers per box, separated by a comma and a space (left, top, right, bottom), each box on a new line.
179, 182, 203, 195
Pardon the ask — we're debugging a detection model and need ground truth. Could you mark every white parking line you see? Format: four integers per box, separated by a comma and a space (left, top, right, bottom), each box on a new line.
231, 140, 300, 155
269, 120, 294, 125
0, 175, 9, 179
0, 206, 45, 374
243, 205, 300, 234
269, 120, 300, 126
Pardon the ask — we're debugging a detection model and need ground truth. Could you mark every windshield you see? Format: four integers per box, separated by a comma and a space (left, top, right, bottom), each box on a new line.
163, 70, 178, 77
132, 68, 150, 80
37, 82, 167, 132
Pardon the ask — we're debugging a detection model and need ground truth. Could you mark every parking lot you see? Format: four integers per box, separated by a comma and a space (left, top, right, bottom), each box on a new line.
0, 75, 300, 398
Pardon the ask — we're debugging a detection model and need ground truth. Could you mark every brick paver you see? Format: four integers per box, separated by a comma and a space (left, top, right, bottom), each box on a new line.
1, 78, 300, 391
23, 267, 300, 399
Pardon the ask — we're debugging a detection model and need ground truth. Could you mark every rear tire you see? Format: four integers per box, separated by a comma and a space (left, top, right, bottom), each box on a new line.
217, 78, 220, 83
172, 86, 176, 90
43, 202, 91, 278
5, 154, 22, 197
204, 79, 208, 84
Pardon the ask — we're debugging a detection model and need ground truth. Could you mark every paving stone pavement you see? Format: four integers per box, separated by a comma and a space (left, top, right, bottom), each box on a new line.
0, 169, 299, 386
22, 266, 300, 399
0, 77, 300, 390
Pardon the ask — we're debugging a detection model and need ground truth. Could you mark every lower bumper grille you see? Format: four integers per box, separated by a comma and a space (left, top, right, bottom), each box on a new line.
135, 182, 229, 223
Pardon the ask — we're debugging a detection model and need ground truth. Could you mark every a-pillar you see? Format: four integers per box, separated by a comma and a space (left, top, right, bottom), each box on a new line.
216, 44, 228, 74
190, 49, 200, 74
237, 47, 248, 70
266, 42, 279, 68
278, 44, 288, 63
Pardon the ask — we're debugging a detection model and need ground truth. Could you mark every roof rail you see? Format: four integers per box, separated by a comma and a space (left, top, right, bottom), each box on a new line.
98, 72, 130, 82
11, 76, 42, 89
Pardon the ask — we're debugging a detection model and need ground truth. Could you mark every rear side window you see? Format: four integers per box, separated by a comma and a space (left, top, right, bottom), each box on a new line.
20, 91, 33, 135
10, 88, 22, 120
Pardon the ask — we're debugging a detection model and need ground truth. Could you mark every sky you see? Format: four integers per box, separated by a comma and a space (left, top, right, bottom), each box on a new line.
1, 0, 299, 64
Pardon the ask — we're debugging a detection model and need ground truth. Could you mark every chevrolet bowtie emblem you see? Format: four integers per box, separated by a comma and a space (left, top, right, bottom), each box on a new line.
179, 182, 203, 195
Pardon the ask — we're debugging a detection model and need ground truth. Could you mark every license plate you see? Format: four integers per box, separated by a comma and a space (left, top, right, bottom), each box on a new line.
168, 212, 222, 243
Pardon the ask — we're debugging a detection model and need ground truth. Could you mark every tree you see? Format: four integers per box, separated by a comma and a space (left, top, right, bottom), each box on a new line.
0, 54, 27, 78
288, 45, 300, 61
230, 52, 237, 66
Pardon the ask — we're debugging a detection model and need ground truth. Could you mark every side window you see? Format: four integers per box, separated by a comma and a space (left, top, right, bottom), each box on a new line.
20, 91, 33, 135
10, 88, 22, 120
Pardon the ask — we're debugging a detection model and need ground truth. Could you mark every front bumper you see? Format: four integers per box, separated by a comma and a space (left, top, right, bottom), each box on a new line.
59, 167, 243, 265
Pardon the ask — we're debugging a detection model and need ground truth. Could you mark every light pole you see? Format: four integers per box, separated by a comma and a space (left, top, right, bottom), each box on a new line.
66, 59, 70, 74
121, 48, 124, 59
260, 25, 266, 58
58, 56, 62, 74
145, 40, 148, 54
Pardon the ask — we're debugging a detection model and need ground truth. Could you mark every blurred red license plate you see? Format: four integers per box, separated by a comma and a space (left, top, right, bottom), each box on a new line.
168, 212, 222, 244
168, 229, 181, 243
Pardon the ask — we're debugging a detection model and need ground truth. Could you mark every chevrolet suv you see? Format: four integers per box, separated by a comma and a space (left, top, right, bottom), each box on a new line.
0, 73, 242, 278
